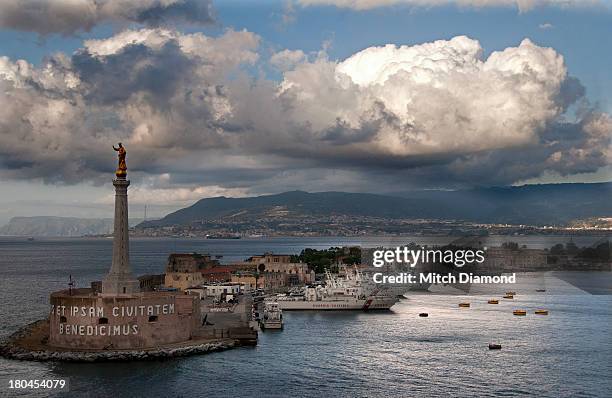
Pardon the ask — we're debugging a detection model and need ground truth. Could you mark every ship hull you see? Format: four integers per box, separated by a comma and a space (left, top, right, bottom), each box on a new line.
261, 321, 283, 329
276, 296, 397, 311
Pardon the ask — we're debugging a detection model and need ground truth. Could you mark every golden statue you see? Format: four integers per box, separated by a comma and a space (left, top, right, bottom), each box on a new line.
113, 143, 127, 177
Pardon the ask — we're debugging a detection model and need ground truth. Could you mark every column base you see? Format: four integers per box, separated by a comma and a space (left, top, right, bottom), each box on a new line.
102, 274, 140, 295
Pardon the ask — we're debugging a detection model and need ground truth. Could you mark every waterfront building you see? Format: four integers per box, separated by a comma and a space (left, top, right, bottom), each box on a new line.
185, 285, 243, 301
202, 284, 242, 299
164, 271, 204, 291
484, 247, 548, 272
231, 271, 262, 290
166, 253, 220, 272
262, 271, 288, 291
236, 252, 315, 285
164, 252, 221, 290
138, 274, 165, 291
201, 266, 244, 283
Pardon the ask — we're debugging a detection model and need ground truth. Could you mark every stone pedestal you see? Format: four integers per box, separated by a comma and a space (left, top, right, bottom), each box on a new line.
102, 177, 139, 295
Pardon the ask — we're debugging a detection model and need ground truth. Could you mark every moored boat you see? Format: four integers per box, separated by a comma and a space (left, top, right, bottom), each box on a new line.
271, 268, 399, 311
261, 301, 283, 329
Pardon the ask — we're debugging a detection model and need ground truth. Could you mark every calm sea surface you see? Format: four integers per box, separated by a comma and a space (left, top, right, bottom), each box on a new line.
0, 236, 610, 397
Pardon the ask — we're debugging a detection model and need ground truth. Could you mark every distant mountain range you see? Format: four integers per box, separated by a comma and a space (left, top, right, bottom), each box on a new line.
5, 183, 609, 237
0, 217, 141, 237
138, 182, 612, 228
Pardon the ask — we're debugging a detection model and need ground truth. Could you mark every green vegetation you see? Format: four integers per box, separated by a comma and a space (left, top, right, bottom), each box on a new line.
292, 246, 361, 274
549, 241, 610, 261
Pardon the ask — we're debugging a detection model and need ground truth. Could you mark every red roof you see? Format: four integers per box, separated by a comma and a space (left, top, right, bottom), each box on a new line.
201, 266, 235, 275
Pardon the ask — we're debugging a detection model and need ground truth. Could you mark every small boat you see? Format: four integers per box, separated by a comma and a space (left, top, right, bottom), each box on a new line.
535, 289, 546, 292
534, 309, 549, 315
487, 299, 499, 304
458, 303, 470, 308
505, 291, 516, 296
261, 301, 283, 330
419, 313, 429, 317
488, 343, 502, 350
503, 295, 514, 299
206, 234, 241, 239
513, 310, 527, 316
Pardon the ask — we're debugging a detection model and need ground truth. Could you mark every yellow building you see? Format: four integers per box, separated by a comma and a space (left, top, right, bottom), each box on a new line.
231, 272, 261, 290
164, 272, 204, 291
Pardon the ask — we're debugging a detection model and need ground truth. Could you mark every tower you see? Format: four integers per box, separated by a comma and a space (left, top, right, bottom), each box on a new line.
102, 143, 139, 295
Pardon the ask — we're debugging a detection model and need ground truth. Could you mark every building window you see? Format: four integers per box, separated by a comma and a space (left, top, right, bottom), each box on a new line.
123, 287, 126, 294
60, 316, 67, 323
99, 317, 108, 324
149, 315, 158, 322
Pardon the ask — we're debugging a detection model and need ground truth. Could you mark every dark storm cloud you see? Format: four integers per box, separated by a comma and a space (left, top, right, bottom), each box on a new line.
0, 0, 214, 35
72, 41, 197, 106
131, 0, 215, 26
0, 29, 609, 201
318, 101, 411, 146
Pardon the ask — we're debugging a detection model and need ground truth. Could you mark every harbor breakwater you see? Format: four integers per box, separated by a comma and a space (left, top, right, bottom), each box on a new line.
0, 319, 237, 362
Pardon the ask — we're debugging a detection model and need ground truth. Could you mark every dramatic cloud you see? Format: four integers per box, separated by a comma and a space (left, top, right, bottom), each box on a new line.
0, 29, 609, 201
298, 0, 606, 12
270, 49, 307, 71
0, 28, 260, 185
280, 36, 570, 156
0, 0, 214, 35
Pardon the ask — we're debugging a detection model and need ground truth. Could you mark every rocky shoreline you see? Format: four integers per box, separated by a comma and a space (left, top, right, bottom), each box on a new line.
0, 319, 237, 362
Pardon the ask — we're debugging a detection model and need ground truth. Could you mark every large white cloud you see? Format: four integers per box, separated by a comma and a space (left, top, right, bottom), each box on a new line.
0, 0, 214, 35
298, 0, 606, 12
278, 36, 569, 156
0, 29, 609, 197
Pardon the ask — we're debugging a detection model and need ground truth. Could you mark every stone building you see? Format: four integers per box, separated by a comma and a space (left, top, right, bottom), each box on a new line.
483, 247, 548, 272
230, 270, 290, 292
138, 274, 164, 291
201, 266, 241, 283
230, 271, 261, 290
164, 253, 220, 291
164, 272, 204, 291
166, 253, 220, 272
236, 252, 315, 286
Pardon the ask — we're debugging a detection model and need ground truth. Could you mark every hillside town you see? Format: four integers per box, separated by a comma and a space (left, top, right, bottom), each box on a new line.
131, 215, 612, 239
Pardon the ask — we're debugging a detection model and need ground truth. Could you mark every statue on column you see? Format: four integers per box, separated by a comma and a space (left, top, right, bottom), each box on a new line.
113, 143, 127, 177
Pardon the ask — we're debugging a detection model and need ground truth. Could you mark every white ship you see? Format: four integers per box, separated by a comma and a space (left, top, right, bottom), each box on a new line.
271, 269, 399, 311
261, 301, 283, 329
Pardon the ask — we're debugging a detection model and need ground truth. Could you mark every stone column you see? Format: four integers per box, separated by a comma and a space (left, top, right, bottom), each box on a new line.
102, 176, 139, 295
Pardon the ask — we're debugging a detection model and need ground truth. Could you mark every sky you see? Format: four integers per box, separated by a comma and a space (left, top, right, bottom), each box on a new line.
0, 0, 610, 224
